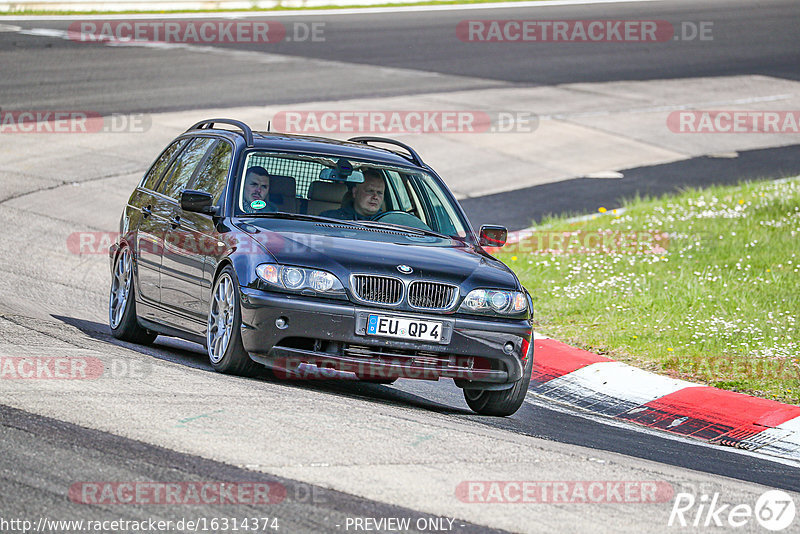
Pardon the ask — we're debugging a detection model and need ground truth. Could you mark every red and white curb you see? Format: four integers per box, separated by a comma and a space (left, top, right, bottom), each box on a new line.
529, 333, 800, 461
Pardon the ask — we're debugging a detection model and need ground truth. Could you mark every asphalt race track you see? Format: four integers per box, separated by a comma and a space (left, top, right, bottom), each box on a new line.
1, 0, 800, 532
2, 0, 799, 112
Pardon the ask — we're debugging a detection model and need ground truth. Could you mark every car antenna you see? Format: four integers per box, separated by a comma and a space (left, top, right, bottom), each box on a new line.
267, 120, 271, 132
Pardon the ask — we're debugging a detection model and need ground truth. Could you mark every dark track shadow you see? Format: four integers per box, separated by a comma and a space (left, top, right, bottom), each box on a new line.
462, 144, 800, 231
51, 314, 210, 370
49, 314, 467, 415
270, 375, 471, 415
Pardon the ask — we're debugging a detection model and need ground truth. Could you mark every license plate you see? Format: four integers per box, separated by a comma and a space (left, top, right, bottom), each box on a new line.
366, 314, 442, 342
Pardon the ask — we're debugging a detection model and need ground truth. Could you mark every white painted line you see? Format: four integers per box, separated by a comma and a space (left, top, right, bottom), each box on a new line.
757, 416, 800, 457
1, 0, 665, 21
533, 332, 549, 340
774, 416, 800, 435
16, 26, 292, 60
536, 360, 699, 413
11, 26, 454, 80
584, 171, 624, 179
524, 392, 800, 468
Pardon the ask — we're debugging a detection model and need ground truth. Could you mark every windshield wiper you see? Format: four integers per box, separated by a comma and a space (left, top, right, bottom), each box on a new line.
357, 220, 452, 240
240, 212, 456, 240
239, 212, 364, 227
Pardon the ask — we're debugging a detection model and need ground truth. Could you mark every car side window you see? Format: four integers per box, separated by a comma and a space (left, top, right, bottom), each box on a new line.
157, 137, 216, 200
416, 176, 467, 237
188, 140, 233, 202
385, 171, 413, 212
141, 138, 188, 191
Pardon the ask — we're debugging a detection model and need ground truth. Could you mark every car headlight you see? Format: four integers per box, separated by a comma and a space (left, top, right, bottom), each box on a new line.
256, 264, 345, 296
459, 289, 528, 316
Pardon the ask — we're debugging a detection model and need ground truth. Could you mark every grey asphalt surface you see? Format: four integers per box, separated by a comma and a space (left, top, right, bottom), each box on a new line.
2, 0, 800, 532
1, 0, 799, 113
462, 143, 800, 230
0, 403, 501, 534
38, 309, 800, 493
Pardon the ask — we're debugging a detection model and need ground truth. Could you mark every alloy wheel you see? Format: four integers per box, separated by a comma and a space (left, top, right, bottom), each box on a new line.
109, 248, 132, 329
208, 273, 235, 364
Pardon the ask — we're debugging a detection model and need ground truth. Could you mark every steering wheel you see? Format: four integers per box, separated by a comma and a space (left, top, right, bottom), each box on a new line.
372, 210, 431, 231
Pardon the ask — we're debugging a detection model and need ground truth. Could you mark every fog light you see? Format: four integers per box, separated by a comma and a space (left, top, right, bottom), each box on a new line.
275, 317, 288, 329
503, 342, 515, 354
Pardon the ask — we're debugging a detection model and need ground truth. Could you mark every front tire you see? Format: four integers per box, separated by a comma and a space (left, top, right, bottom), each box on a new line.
463, 345, 533, 416
109, 246, 156, 345
207, 266, 260, 377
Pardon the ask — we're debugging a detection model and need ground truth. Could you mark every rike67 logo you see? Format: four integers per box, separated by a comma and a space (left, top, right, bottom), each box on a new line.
669, 490, 796, 530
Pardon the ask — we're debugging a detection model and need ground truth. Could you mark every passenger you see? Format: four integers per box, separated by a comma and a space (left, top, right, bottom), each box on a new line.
321, 169, 385, 220
242, 166, 277, 213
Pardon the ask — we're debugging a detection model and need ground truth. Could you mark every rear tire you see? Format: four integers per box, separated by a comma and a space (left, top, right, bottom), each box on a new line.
207, 266, 261, 377
463, 345, 533, 416
109, 246, 157, 345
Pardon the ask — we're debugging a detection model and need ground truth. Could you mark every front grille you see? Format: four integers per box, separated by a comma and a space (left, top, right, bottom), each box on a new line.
351, 275, 403, 305
408, 281, 458, 310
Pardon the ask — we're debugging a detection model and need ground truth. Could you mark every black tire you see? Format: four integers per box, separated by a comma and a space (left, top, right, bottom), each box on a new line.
463, 345, 534, 416
207, 266, 261, 377
109, 246, 157, 345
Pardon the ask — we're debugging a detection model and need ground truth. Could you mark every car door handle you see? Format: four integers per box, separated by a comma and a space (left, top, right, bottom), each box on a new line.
142, 205, 152, 218
170, 215, 181, 228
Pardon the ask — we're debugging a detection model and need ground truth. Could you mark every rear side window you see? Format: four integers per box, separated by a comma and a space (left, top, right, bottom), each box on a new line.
141, 138, 187, 191
158, 137, 216, 200
188, 140, 233, 203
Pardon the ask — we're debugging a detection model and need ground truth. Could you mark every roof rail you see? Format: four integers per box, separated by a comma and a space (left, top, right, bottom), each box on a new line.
348, 136, 424, 167
187, 119, 254, 147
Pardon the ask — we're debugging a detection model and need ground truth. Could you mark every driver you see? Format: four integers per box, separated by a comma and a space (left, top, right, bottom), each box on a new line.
321, 168, 385, 220
242, 166, 277, 213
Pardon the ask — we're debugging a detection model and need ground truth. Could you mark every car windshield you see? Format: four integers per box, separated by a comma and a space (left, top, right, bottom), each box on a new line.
235, 151, 470, 239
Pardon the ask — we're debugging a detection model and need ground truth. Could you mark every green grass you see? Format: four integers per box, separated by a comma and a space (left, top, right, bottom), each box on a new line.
496, 177, 800, 405
0, 0, 543, 16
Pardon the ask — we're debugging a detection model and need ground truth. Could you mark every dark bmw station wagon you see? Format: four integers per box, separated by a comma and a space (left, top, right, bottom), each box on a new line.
109, 119, 533, 416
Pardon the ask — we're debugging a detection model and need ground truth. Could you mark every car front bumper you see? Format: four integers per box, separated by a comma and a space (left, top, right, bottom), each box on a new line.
239, 287, 532, 388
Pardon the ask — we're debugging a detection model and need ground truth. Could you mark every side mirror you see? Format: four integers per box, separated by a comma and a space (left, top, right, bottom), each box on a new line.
479, 225, 507, 247
181, 190, 218, 215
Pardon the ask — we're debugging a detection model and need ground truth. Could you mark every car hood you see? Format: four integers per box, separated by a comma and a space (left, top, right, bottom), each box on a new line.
237, 220, 520, 290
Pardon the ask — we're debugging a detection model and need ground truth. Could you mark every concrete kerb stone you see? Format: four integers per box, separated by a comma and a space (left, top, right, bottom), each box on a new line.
512, 181, 800, 462
527, 334, 800, 462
